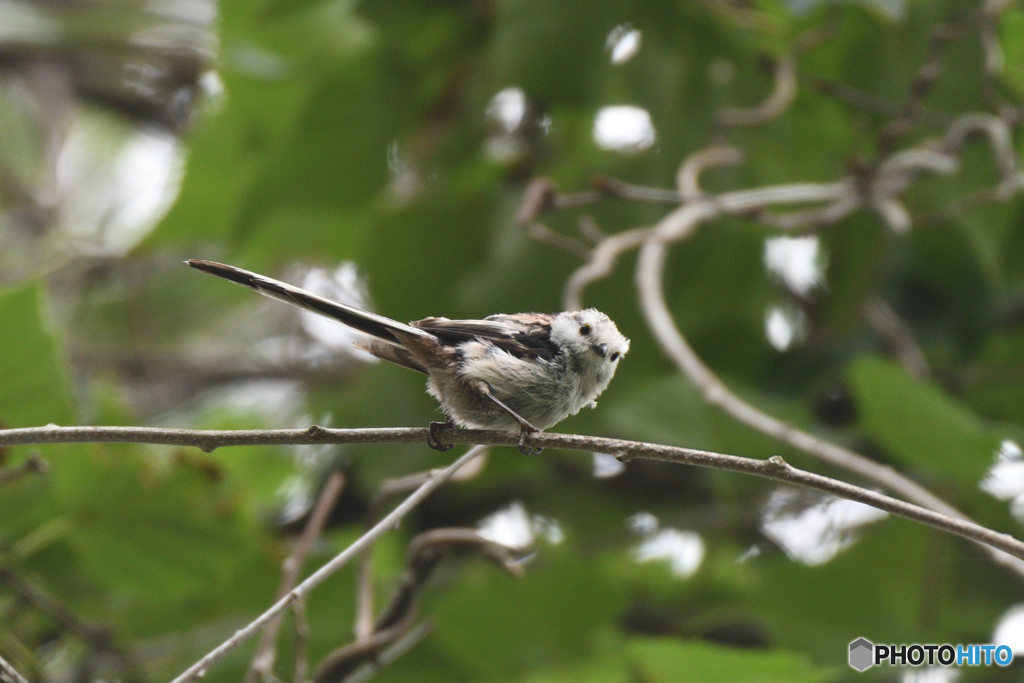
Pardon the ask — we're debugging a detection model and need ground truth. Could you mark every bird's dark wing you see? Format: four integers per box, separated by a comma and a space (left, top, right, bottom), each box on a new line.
412, 313, 559, 360
187, 260, 431, 347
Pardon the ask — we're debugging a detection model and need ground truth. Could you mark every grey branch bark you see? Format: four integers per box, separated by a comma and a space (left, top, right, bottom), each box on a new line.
245, 470, 347, 683
0, 653, 29, 683
3, 426, 1023, 563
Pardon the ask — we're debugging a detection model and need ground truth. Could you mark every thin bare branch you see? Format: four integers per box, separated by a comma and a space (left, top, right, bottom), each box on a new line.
718, 52, 798, 126
916, 185, 1008, 224
4, 427, 1024, 565
590, 176, 684, 203
576, 215, 606, 245
326, 528, 524, 683
0, 454, 47, 485
633, 202, 1024, 577
0, 567, 141, 680
812, 77, 952, 125
981, 0, 1015, 76
356, 451, 488, 641
246, 470, 347, 683
353, 470, 434, 644
354, 557, 377, 643
878, 18, 966, 153
515, 178, 559, 225
524, 223, 592, 260
0, 653, 29, 683
340, 621, 434, 683
563, 227, 654, 311
869, 147, 959, 233
864, 299, 931, 379
567, 178, 858, 308
0, 424, 426, 453
291, 598, 309, 683
315, 616, 415, 683
355, 471, 433, 643
168, 445, 487, 683
677, 146, 744, 201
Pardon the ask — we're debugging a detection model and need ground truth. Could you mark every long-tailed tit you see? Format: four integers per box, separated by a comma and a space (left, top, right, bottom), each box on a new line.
187, 260, 629, 454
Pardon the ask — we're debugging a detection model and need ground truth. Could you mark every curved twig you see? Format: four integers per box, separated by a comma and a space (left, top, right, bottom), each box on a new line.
869, 147, 959, 232
354, 453, 488, 642
563, 176, 857, 310
634, 203, 1024, 577
942, 113, 1018, 188
718, 52, 798, 126
318, 528, 525, 683
677, 146, 744, 202
564, 227, 654, 311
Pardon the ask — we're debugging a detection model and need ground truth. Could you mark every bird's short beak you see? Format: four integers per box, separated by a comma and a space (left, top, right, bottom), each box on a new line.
592, 342, 608, 357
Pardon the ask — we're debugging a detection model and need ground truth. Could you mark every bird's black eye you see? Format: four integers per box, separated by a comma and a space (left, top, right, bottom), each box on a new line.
610, 352, 620, 361
579, 324, 592, 336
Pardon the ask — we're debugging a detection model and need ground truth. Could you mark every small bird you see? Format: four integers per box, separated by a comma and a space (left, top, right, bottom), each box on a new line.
187, 260, 629, 454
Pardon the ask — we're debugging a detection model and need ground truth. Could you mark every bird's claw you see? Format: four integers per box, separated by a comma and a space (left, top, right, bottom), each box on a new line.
427, 421, 454, 452
517, 425, 543, 456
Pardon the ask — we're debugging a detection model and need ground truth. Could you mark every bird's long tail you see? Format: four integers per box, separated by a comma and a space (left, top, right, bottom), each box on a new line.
186, 259, 429, 346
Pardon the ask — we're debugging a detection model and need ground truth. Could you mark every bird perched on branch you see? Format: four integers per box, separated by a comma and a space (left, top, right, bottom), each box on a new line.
187, 260, 629, 454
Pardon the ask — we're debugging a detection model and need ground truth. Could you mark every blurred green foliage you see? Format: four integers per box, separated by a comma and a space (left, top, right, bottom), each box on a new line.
3, 0, 1024, 681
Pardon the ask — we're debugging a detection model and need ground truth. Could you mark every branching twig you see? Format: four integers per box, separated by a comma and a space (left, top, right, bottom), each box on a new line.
0, 454, 47, 486
168, 445, 487, 683
677, 146, 744, 201
534, 108, 1024, 581
564, 147, 754, 310
354, 452, 487, 643
632, 188, 1024, 577
318, 528, 524, 683
942, 113, 1020, 191
0, 567, 141, 680
590, 176, 684, 203
564, 227, 654, 311
525, 223, 592, 260
246, 470, 347, 683
877, 16, 966, 153
812, 77, 952, 125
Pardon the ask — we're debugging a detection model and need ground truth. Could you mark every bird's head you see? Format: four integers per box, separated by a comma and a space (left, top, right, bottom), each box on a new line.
550, 309, 629, 375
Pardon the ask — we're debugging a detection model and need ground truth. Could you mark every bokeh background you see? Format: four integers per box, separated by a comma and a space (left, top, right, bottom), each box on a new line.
3, 0, 1024, 681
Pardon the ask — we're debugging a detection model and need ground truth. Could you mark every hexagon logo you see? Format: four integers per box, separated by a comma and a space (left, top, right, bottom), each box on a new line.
849, 637, 874, 671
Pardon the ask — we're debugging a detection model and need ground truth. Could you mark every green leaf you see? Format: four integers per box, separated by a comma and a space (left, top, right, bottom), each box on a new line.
606, 374, 812, 461
627, 638, 835, 683
1000, 9, 1024, 99
430, 547, 627, 678
52, 446, 259, 610
0, 283, 73, 428
498, 658, 629, 683
847, 355, 1003, 481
